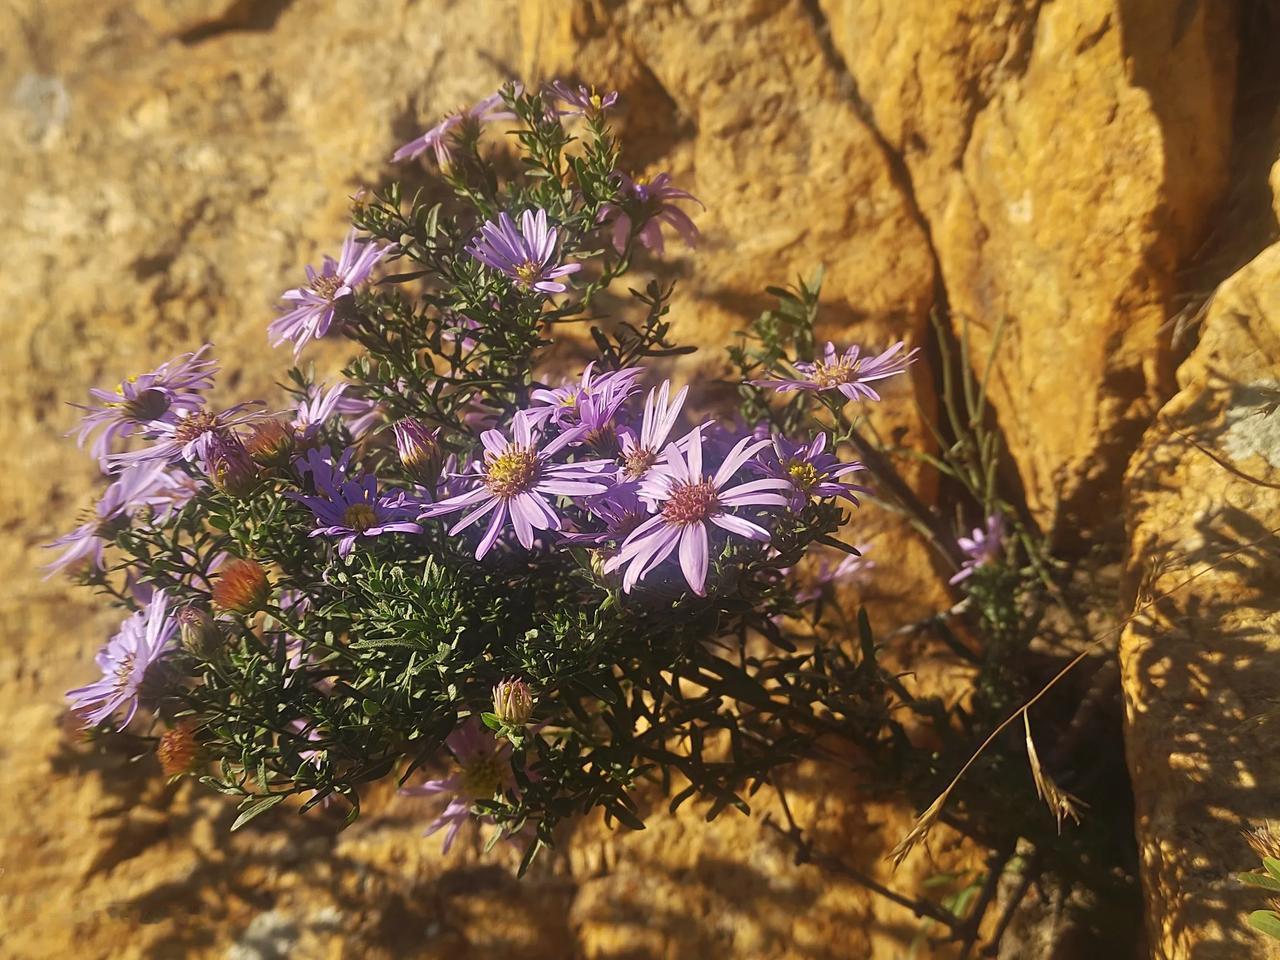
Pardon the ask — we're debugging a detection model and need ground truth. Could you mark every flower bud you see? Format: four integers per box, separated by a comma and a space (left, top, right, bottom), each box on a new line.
393, 418, 442, 485
157, 724, 202, 777
212, 558, 270, 614
178, 605, 222, 659
207, 434, 259, 496
492, 678, 535, 726
244, 418, 296, 468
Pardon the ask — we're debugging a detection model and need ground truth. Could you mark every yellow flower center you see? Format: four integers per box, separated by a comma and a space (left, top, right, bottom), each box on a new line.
787, 460, 820, 492
311, 274, 345, 301
458, 752, 505, 800
514, 260, 542, 286
485, 446, 540, 498
343, 503, 378, 532
623, 447, 658, 479
811, 357, 860, 388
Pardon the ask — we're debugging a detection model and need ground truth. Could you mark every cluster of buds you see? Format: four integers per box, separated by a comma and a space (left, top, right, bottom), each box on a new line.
211, 558, 270, 615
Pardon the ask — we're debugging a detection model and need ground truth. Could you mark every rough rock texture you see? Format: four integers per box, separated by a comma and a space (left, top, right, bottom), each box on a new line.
1122, 238, 1280, 960
820, 0, 1239, 538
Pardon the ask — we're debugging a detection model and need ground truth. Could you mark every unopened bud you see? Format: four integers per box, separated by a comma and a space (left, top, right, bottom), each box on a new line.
157, 724, 202, 777
207, 434, 259, 496
492, 677, 535, 726
212, 558, 270, 614
244, 419, 296, 468
393, 418, 442, 485
178, 605, 222, 659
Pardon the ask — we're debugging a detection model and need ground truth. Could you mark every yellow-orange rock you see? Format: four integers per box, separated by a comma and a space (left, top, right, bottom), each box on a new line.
1122, 239, 1280, 960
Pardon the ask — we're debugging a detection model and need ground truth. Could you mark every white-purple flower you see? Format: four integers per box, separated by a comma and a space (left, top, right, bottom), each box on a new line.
67, 589, 177, 728
950, 514, 1006, 585
290, 448, 423, 557
751, 341, 918, 402
422, 411, 611, 559
466, 209, 582, 294
604, 426, 791, 596
617, 379, 689, 481
108, 403, 264, 471
399, 718, 515, 852
44, 462, 187, 577
597, 172, 702, 255
752, 433, 869, 509
71, 345, 216, 466
269, 230, 390, 358
545, 80, 618, 116
529, 362, 642, 429
795, 546, 875, 603
392, 89, 515, 167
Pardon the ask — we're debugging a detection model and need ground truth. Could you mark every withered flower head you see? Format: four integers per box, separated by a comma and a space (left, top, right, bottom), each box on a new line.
212, 558, 270, 615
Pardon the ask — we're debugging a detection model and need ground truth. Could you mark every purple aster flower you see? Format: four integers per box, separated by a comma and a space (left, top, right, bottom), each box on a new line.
529, 362, 642, 428
67, 589, 177, 729
564, 482, 649, 546
604, 426, 791, 596
751, 341, 919, 403
44, 462, 181, 577
71, 345, 216, 466
290, 447, 423, 557
440, 312, 483, 351
794, 546, 875, 603
545, 80, 618, 116
617, 379, 689, 481
399, 718, 515, 853
597, 172, 703, 255
391, 89, 516, 167
950, 514, 1006, 585
292, 382, 352, 441
108, 403, 264, 470
752, 433, 869, 509
466, 209, 582, 294
422, 411, 611, 559
269, 229, 390, 358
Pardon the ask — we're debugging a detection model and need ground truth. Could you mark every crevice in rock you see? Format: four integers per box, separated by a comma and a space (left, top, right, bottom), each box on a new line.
176, 0, 295, 46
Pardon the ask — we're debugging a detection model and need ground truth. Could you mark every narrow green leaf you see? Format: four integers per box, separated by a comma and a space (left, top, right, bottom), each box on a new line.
231, 794, 286, 831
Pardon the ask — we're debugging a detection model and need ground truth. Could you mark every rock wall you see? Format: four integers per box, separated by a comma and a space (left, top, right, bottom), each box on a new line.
0, 0, 1271, 957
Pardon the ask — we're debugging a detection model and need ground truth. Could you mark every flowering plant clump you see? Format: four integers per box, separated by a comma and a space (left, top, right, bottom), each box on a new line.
52, 83, 925, 866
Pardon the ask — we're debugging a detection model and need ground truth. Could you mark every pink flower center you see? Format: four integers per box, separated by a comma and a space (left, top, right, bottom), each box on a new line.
811, 357, 860, 388
485, 446, 540, 498
343, 503, 378, 532
661, 480, 720, 525
311, 274, 345, 301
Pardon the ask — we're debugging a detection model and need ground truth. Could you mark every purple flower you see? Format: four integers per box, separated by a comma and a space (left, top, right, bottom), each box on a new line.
71, 345, 216, 466
617, 379, 689, 481
108, 403, 264, 471
795, 546, 874, 603
67, 589, 177, 728
752, 433, 869, 509
751, 341, 919, 402
529, 362, 642, 429
950, 514, 1006, 585
546, 80, 618, 116
597, 172, 703, 255
399, 718, 515, 853
291, 381, 364, 442
290, 447, 423, 557
466, 209, 582, 294
392, 89, 516, 167
422, 411, 611, 559
564, 482, 649, 546
604, 426, 791, 596
440, 312, 483, 351
269, 230, 390, 358
44, 463, 183, 577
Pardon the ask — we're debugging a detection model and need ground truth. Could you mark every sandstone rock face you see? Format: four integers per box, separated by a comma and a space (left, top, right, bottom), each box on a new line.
1122, 241, 1280, 960
821, 0, 1238, 539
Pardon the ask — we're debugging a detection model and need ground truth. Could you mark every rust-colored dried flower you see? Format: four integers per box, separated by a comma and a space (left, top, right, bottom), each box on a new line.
156, 724, 202, 777
244, 419, 296, 468
211, 558, 270, 614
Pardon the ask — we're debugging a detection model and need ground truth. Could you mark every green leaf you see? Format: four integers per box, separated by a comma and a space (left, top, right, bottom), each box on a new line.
1248, 910, 1280, 939
1263, 857, 1280, 880
231, 794, 286, 831
1239, 872, 1280, 892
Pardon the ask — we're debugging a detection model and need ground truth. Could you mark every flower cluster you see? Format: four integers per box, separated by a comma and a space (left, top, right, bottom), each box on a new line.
50, 82, 927, 864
